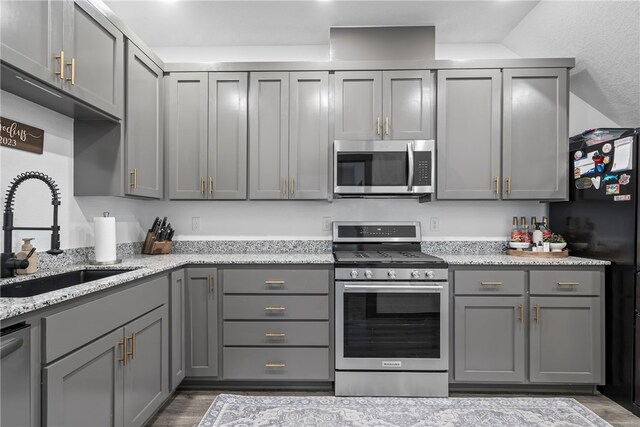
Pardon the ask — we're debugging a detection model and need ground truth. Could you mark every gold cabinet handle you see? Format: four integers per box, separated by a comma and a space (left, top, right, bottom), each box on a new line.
265, 306, 285, 311
265, 332, 286, 338
557, 282, 579, 286
518, 304, 524, 324
265, 363, 286, 368
126, 333, 136, 360
495, 176, 500, 195
209, 177, 214, 196
281, 177, 287, 195
534, 303, 540, 324
265, 280, 285, 286
130, 168, 137, 189
55, 51, 64, 80
208, 273, 215, 293
384, 117, 390, 135
289, 177, 294, 196
66, 57, 75, 85
200, 177, 205, 195
118, 340, 127, 366
481, 281, 502, 286
376, 117, 381, 135
506, 176, 512, 195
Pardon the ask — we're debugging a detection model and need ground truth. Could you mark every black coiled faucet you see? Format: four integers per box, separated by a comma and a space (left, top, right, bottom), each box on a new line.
1, 171, 63, 278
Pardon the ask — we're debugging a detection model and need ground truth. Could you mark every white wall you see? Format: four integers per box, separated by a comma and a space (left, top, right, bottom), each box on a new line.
0, 91, 145, 252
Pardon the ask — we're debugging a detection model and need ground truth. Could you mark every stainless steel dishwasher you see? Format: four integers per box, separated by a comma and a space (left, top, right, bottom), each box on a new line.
1, 322, 31, 427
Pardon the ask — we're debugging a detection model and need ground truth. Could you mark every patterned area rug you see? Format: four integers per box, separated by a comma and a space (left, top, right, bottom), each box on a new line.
198, 394, 611, 427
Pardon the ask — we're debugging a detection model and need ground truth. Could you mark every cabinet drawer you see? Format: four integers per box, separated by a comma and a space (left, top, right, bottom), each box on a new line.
223, 347, 330, 380
223, 295, 329, 320
530, 271, 602, 296
454, 271, 525, 295
223, 269, 329, 294
224, 321, 329, 346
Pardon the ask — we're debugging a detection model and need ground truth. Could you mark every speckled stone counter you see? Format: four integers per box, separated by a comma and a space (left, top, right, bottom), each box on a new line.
441, 254, 610, 266
0, 253, 334, 321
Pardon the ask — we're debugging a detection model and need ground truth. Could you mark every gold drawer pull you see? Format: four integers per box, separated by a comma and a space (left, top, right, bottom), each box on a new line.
265, 332, 286, 338
66, 57, 75, 85
118, 340, 127, 366
265, 280, 285, 286
518, 304, 524, 324
55, 51, 64, 79
481, 281, 502, 286
557, 282, 579, 286
126, 333, 136, 360
265, 306, 285, 311
534, 303, 540, 323
265, 363, 285, 368
494, 176, 500, 195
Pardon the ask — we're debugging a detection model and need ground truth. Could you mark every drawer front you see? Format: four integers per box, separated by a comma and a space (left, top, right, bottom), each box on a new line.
223, 347, 330, 380
223, 269, 329, 294
224, 321, 329, 346
454, 270, 525, 295
223, 295, 329, 320
530, 270, 602, 296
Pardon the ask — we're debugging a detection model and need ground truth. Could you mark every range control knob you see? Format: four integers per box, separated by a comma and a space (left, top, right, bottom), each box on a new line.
425, 270, 435, 279
350, 270, 359, 279
388, 270, 397, 279
364, 270, 373, 279
411, 270, 421, 279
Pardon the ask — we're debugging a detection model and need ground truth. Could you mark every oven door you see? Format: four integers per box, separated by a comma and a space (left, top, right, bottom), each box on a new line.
335, 281, 448, 371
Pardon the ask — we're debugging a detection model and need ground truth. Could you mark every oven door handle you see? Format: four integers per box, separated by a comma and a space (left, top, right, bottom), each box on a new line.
343, 284, 443, 292
407, 141, 414, 192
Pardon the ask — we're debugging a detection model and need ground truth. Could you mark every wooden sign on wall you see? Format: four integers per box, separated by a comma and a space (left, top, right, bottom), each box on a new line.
0, 116, 44, 154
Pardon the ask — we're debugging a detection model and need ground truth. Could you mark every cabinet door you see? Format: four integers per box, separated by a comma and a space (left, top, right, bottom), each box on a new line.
170, 270, 186, 391
454, 296, 526, 383
289, 72, 329, 200
249, 72, 289, 199
43, 328, 124, 427
123, 306, 169, 427
208, 72, 248, 199
437, 69, 501, 200
0, 0, 63, 87
529, 297, 602, 383
168, 73, 208, 199
125, 41, 163, 198
185, 268, 219, 377
502, 68, 568, 200
334, 71, 382, 140
63, 0, 124, 118
382, 70, 434, 140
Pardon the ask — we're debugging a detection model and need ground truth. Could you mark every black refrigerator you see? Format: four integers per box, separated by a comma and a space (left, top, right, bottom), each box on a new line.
550, 128, 639, 414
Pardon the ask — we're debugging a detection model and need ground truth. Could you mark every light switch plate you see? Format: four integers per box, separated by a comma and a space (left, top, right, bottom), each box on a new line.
322, 216, 332, 231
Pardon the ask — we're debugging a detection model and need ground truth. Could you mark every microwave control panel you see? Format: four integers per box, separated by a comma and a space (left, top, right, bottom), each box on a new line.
413, 151, 432, 186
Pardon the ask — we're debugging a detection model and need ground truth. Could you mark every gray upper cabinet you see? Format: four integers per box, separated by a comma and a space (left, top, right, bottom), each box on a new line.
334, 70, 433, 140
249, 71, 329, 200
170, 270, 186, 391
185, 268, 219, 377
0, 0, 63, 87
437, 69, 502, 199
168, 72, 248, 200
529, 296, 602, 384
168, 72, 209, 199
502, 68, 568, 200
125, 40, 163, 198
63, 0, 124, 118
208, 73, 248, 199
382, 70, 434, 140
454, 296, 526, 383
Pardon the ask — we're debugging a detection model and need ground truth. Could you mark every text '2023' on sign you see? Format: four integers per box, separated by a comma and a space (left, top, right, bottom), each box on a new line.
0, 116, 44, 154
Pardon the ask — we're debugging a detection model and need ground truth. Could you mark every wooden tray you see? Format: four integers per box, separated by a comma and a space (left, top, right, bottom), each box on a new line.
506, 249, 569, 258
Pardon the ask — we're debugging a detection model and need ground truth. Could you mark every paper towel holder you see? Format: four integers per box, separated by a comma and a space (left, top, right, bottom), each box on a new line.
90, 212, 122, 265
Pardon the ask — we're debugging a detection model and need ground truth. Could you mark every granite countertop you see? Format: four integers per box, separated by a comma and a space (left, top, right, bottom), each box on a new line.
0, 251, 609, 321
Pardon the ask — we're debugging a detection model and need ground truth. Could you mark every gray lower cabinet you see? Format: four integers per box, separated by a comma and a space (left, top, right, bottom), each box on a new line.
334, 70, 434, 140
170, 270, 186, 390
437, 69, 502, 199
185, 268, 219, 377
529, 296, 602, 384
454, 296, 526, 382
249, 71, 329, 200
125, 40, 163, 198
502, 68, 568, 200
168, 72, 248, 200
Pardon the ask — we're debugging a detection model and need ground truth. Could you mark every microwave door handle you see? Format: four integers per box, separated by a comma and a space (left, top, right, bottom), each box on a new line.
407, 141, 414, 191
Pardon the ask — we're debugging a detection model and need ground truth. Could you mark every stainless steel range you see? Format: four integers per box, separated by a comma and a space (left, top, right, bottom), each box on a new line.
333, 221, 449, 397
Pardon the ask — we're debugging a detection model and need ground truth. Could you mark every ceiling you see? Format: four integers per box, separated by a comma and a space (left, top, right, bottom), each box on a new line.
103, 0, 540, 47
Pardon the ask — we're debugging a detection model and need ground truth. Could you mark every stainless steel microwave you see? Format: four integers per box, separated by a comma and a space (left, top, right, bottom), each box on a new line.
334, 140, 435, 197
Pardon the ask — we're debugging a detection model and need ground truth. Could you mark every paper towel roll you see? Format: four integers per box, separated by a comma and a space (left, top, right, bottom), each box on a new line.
94, 214, 117, 262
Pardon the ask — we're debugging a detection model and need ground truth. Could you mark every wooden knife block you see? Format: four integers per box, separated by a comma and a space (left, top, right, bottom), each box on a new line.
142, 231, 172, 255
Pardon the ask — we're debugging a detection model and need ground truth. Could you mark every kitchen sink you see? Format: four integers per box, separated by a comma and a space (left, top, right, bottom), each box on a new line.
0, 269, 133, 298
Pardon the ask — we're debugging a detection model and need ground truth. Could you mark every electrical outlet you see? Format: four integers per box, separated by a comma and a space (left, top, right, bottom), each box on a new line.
429, 217, 440, 232
192, 217, 201, 232
322, 216, 332, 231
